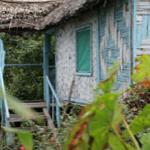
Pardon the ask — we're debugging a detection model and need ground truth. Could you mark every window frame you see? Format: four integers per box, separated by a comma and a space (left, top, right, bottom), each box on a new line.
75, 25, 93, 76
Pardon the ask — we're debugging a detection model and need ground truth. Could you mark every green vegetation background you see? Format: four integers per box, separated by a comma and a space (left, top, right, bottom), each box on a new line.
0, 33, 55, 101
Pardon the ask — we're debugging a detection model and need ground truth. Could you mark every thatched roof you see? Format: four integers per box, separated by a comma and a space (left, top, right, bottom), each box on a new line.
0, 0, 101, 31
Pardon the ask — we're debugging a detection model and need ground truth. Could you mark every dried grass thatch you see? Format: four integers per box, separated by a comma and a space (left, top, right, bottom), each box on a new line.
0, 0, 101, 31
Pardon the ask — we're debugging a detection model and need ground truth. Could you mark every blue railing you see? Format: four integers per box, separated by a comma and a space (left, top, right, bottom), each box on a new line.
43, 33, 61, 127
0, 39, 11, 144
0, 39, 10, 126
0, 71, 10, 132
46, 76, 61, 127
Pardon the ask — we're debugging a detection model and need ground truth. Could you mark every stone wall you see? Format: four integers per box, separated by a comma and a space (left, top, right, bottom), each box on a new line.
136, 0, 150, 55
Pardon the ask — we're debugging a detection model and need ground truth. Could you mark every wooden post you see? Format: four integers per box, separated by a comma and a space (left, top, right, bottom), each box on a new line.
43, 34, 50, 111
96, 7, 101, 83
132, 0, 137, 67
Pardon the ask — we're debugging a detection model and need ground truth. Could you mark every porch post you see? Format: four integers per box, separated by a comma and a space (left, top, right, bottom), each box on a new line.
96, 7, 101, 83
43, 33, 50, 111
132, 0, 137, 67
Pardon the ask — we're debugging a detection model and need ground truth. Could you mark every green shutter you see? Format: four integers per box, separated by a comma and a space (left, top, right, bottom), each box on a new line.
76, 26, 91, 74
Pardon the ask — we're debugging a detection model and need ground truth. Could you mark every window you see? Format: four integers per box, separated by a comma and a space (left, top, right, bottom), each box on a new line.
76, 26, 92, 75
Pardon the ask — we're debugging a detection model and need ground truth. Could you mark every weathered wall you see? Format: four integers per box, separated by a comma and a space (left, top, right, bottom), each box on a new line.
98, 0, 131, 91
55, 0, 132, 103
56, 11, 97, 103
136, 0, 150, 55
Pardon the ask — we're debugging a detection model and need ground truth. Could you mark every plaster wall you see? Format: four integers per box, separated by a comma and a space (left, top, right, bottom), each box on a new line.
56, 10, 98, 103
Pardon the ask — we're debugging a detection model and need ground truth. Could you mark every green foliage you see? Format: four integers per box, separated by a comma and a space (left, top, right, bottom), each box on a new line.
130, 105, 150, 134
0, 33, 44, 100
8, 94, 38, 120
132, 55, 150, 83
0, 32, 56, 100
65, 56, 150, 150
89, 95, 122, 150
0, 90, 37, 120
108, 134, 126, 150
141, 133, 150, 150
65, 68, 128, 150
124, 54, 150, 119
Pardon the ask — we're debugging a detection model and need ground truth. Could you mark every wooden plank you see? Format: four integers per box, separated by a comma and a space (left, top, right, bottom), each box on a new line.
43, 108, 59, 144
43, 108, 56, 130
9, 113, 45, 123
137, 1, 150, 15
140, 46, 150, 49
138, 2, 150, 6
9, 101, 46, 110
9, 114, 23, 123
22, 101, 46, 108
136, 0, 150, 57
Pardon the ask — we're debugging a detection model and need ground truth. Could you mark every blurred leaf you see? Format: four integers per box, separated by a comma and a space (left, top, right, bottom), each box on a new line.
65, 78, 122, 150
6, 93, 38, 120
109, 133, 126, 150
91, 127, 109, 150
130, 105, 150, 134
111, 98, 122, 128
0, 89, 38, 120
132, 55, 150, 83
141, 133, 150, 150
64, 59, 150, 150
4, 127, 33, 150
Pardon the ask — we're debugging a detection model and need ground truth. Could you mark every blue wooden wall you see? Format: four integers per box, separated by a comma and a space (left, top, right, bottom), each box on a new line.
136, 0, 150, 56
98, 0, 131, 90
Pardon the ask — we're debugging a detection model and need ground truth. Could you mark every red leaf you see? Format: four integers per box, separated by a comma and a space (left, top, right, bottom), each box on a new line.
68, 121, 88, 150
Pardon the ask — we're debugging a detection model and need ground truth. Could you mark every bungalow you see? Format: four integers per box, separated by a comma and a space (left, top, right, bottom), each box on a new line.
46, 0, 150, 104
1, 0, 150, 144
0, 0, 150, 133
0, 0, 150, 104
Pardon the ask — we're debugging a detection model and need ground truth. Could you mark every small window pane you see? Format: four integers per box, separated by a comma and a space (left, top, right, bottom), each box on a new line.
76, 26, 91, 74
